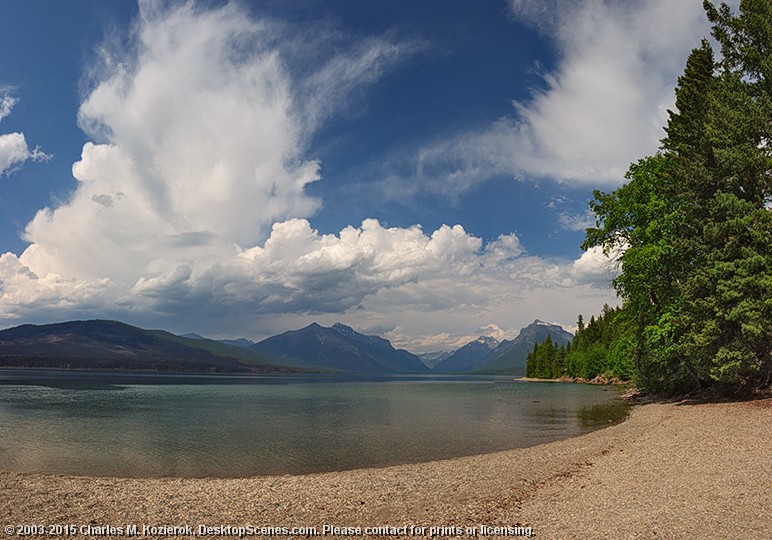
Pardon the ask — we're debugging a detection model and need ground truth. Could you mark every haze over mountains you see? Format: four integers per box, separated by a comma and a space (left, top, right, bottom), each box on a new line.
0, 319, 573, 375
418, 351, 451, 369
432, 336, 500, 373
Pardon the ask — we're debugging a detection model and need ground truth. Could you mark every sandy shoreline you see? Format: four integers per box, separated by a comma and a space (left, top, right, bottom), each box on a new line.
2, 399, 770, 539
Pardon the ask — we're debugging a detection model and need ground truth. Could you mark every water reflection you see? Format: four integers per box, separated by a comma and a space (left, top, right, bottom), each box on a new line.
577, 398, 631, 428
0, 370, 629, 477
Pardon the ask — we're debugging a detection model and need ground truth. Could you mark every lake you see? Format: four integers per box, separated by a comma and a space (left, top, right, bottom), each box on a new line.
0, 369, 629, 478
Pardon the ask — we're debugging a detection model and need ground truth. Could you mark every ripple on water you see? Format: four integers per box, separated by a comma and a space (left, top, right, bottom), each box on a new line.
0, 372, 630, 477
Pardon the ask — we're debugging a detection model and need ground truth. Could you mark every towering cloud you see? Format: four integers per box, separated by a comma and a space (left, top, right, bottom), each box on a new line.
3, 1, 402, 296
0, 1, 619, 344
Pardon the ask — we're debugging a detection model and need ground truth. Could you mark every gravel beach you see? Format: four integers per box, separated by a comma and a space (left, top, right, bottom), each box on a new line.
1, 399, 769, 540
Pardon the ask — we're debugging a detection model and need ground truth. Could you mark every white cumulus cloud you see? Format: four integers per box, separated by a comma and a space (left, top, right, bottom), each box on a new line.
0, 94, 50, 176
571, 244, 619, 288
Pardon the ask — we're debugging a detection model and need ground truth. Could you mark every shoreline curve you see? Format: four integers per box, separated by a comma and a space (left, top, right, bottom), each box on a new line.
2, 399, 769, 539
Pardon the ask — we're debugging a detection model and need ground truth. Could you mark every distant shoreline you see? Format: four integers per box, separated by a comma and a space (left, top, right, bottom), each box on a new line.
3, 399, 769, 539
515, 375, 628, 385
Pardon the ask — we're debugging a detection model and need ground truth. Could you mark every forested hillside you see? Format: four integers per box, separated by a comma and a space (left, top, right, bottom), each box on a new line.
537, 1, 771, 397
526, 306, 633, 381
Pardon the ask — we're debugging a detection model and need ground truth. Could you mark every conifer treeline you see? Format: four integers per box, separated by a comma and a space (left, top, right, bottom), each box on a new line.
545, 1, 771, 396
526, 305, 633, 381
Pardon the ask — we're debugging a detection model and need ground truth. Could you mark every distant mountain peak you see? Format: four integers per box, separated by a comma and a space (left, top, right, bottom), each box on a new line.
521, 319, 566, 336
418, 350, 451, 369
252, 322, 428, 374
331, 322, 357, 338
470, 320, 573, 375
475, 335, 500, 347
432, 335, 500, 373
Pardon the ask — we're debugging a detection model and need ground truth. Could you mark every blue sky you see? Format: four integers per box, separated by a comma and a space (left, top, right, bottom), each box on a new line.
0, 0, 719, 352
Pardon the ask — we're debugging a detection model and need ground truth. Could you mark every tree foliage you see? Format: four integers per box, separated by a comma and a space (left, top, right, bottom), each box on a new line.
526, 305, 634, 381
567, 305, 634, 381
525, 335, 565, 379
582, 1, 772, 396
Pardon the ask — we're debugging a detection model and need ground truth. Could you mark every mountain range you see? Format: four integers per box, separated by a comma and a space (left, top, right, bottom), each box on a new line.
433, 336, 500, 372
0, 320, 294, 373
470, 320, 573, 374
426, 320, 573, 375
250, 322, 430, 374
0, 319, 573, 375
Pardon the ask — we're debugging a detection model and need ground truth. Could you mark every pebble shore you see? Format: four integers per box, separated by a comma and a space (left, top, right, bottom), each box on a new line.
2, 399, 769, 539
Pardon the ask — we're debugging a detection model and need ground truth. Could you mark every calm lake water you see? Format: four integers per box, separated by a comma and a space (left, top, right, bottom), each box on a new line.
0, 370, 629, 478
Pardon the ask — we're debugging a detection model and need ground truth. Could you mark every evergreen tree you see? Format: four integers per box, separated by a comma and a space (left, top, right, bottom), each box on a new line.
583, 1, 771, 395
526, 335, 568, 379
563, 305, 633, 381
